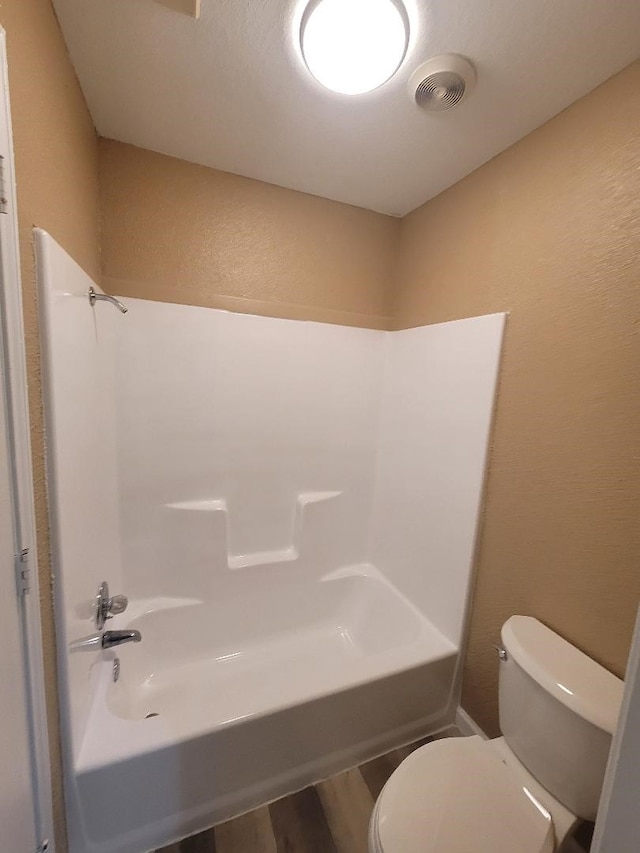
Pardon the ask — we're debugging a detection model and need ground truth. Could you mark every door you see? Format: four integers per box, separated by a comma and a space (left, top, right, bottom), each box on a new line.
0, 336, 37, 850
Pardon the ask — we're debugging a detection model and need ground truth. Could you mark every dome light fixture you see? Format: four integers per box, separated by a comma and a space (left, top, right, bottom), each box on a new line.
300, 0, 409, 96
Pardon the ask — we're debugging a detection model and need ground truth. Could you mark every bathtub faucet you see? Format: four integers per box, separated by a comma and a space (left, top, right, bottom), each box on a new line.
102, 630, 142, 649
70, 630, 142, 652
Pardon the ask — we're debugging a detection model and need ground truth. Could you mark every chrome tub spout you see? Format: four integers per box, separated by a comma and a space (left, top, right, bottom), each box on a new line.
101, 630, 142, 649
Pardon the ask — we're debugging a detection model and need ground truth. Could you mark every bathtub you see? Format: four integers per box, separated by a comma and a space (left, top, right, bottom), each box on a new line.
36, 233, 504, 853
74, 565, 457, 853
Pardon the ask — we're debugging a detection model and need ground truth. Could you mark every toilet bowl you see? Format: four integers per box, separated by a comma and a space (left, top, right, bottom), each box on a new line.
369, 616, 624, 853
368, 735, 573, 853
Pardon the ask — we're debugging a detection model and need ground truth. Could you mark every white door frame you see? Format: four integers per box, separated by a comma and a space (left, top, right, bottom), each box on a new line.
0, 26, 55, 853
592, 604, 640, 853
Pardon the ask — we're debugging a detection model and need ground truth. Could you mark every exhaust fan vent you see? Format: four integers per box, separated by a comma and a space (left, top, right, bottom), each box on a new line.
409, 54, 476, 112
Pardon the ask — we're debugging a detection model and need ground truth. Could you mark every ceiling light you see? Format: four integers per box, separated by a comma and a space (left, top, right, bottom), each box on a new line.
301, 0, 409, 96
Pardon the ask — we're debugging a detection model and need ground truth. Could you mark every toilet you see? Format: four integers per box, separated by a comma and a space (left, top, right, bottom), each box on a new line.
369, 615, 624, 853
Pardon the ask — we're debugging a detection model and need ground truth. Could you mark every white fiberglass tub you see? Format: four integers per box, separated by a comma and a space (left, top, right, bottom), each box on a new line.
36, 233, 505, 853
75, 565, 457, 853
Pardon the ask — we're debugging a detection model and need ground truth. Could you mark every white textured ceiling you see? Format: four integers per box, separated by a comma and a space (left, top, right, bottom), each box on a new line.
52, 0, 640, 215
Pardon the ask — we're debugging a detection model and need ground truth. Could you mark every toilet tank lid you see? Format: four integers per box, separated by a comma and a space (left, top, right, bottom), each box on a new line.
502, 616, 624, 734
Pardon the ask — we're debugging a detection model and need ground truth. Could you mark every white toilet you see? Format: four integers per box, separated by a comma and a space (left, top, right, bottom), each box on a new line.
369, 615, 624, 853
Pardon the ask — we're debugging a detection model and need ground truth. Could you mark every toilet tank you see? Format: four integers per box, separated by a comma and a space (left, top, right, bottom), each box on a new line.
498, 616, 624, 821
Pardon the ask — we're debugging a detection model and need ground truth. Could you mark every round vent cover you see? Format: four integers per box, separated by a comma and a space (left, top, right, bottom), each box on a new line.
409, 54, 476, 112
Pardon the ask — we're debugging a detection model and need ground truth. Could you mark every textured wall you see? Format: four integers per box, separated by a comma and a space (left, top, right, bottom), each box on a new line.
394, 61, 640, 735
0, 0, 101, 847
99, 139, 399, 329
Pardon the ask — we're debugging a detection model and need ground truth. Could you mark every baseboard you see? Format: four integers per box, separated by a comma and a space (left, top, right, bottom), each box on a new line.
455, 707, 488, 739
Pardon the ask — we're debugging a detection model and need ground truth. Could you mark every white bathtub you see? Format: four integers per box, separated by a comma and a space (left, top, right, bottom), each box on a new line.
74, 565, 457, 853
36, 234, 504, 853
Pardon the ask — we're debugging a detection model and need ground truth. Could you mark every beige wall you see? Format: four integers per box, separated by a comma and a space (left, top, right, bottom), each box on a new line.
394, 61, 640, 735
0, 0, 102, 846
99, 139, 399, 329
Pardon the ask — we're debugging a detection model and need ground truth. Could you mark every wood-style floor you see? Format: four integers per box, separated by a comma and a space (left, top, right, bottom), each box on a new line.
156, 734, 438, 853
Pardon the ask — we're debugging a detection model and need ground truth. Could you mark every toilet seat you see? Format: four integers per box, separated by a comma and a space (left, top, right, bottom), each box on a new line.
369, 736, 555, 853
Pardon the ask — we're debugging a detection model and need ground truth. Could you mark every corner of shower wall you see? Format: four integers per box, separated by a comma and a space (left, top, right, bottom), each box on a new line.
368, 313, 506, 651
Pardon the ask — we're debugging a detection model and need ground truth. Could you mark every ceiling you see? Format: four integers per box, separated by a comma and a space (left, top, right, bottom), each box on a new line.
52, 0, 640, 216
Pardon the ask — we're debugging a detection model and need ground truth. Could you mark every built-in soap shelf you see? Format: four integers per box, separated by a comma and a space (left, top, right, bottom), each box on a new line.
165, 490, 343, 571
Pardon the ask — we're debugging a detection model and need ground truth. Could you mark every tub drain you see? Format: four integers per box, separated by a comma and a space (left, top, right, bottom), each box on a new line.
145, 712, 159, 719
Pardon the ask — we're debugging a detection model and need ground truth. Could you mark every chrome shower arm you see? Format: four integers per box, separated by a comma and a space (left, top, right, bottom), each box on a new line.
88, 286, 128, 314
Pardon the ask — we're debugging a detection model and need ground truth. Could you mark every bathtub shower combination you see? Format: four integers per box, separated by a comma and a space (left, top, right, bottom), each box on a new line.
36, 230, 505, 853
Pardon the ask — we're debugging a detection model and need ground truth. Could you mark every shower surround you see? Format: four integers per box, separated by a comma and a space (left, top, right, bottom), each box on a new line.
36, 230, 505, 853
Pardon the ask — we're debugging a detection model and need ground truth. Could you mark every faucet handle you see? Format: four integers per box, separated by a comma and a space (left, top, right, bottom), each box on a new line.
95, 582, 128, 629
108, 594, 128, 616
